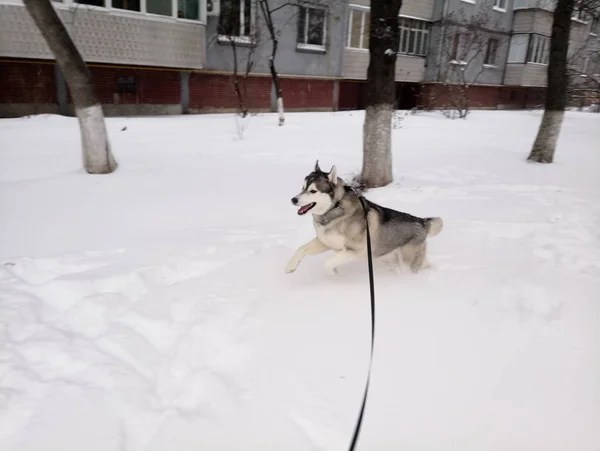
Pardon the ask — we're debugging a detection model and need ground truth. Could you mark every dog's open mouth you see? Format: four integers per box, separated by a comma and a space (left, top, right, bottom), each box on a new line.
297, 203, 316, 215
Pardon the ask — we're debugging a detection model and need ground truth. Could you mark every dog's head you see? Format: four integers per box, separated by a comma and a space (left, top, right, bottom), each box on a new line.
291, 160, 339, 216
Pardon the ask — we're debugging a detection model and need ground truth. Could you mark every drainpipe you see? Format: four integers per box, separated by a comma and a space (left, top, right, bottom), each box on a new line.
499, 7, 514, 108
429, 0, 450, 108
435, 0, 450, 80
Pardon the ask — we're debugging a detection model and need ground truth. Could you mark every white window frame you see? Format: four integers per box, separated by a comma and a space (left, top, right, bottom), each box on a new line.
493, 0, 507, 12
514, 0, 555, 11
398, 17, 431, 57
296, 5, 327, 52
527, 33, 550, 64
49, 0, 206, 23
460, 0, 476, 4
572, 7, 589, 23
217, 0, 256, 45
347, 7, 370, 50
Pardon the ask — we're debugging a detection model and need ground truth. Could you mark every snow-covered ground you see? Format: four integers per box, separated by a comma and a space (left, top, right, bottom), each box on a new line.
1, 110, 599, 451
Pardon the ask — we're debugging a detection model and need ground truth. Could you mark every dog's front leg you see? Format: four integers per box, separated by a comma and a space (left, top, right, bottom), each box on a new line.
285, 238, 330, 273
324, 248, 362, 276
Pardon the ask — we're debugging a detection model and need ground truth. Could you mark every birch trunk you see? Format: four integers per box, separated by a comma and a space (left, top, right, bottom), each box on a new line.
528, 0, 575, 164
24, 0, 117, 174
361, 0, 403, 188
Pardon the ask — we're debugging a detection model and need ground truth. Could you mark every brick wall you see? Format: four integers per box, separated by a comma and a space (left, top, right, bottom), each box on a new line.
279, 78, 334, 110
0, 61, 57, 104
338, 81, 364, 110
421, 84, 502, 110
88, 66, 180, 105
420, 84, 547, 110
4, 59, 549, 116
189, 73, 272, 111
498, 87, 546, 109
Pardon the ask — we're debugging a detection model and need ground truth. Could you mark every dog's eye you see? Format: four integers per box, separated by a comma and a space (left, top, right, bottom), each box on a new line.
310, 190, 317, 194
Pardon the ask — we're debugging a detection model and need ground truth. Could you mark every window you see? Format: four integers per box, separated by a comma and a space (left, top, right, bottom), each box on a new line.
347, 9, 370, 49
493, 0, 507, 10
297, 6, 327, 49
398, 18, 430, 56
582, 56, 590, 74
590, 17, 599, 35
147, 0, 172, 16
112, 0, 140, 11
74, 0, 105, 5
219, 0, 253, 38
484, 38, 499, 65
572, 7, 588, 22
178, 0, 202, 20
73, 0, 204, 20
527, 34, 550, 64
507, 34, 529, 63
514, 0, 554, 11
450, 32, 462, 60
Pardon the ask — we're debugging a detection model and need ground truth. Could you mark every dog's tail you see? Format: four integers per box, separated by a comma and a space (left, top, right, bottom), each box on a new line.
424, 217, 443, 237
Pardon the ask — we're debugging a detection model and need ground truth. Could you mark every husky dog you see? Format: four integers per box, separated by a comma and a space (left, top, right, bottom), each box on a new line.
286, 161, 443, 276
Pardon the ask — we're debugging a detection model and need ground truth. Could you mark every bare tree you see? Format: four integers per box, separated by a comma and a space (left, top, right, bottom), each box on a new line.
256, 1, 330, 126
527, 0, 576, 163
567, 42, 600, 110
566, 4, 600, 110
436, 7, 506, 119
217, 1, 261, 119
258, 0, 286, 125
361, 0, 403, 189
24, 0, 117, 174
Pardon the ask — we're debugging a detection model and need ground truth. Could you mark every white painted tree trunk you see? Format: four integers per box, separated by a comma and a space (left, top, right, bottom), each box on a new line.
527, 0, 573, 165
277, 96, 285, 126
362, 104, 393, 187
528, 110, 564, 163
23, 0, 117, 175
77, 105, 117, 172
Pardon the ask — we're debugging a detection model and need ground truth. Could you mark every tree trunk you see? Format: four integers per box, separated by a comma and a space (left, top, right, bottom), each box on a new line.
259, 0, 285, 126
269, 54, 285, 126
23, 0, 117, 174
361, 0, 403, 188
230, 39, 248, 118
527, 0, 575, 164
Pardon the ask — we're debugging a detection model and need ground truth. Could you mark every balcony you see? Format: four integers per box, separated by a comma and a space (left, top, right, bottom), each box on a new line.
513, 0, 556, 11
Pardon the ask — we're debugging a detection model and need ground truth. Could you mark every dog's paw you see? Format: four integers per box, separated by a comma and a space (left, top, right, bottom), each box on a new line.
285, 260, 298, 274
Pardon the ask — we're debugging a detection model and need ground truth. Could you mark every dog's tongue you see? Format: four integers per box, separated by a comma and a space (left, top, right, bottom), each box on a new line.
298, 204, 312, 215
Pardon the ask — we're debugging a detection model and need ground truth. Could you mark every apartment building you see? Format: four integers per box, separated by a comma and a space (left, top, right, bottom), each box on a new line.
0, 0, 349, 117
0, 0, 598, 117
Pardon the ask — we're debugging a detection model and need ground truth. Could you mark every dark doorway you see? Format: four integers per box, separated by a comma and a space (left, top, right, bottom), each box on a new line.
395, 83, 420, 109
338, 81, 368, 110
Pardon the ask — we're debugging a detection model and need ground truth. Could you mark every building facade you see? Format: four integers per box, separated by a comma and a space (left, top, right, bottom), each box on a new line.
0, 0, 598, 117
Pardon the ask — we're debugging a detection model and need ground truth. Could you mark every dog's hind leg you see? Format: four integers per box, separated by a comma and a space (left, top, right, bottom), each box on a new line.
286, 238, 330, 273
402, 241, 428, 273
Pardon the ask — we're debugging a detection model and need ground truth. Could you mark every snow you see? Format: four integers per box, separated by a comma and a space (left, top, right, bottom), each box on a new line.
1, 110, 599, 451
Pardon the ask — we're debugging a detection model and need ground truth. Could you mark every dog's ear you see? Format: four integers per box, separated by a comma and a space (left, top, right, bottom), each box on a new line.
314, 160, 321, 173
328, 165, 337, 185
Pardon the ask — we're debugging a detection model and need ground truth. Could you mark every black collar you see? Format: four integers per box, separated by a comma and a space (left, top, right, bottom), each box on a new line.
314, 200, 344, 226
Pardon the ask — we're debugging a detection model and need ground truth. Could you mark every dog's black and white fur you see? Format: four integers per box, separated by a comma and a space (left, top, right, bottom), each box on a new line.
286, 161, 443, 275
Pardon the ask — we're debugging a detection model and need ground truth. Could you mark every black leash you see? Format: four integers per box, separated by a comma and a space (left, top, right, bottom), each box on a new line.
347, 195, 376, 451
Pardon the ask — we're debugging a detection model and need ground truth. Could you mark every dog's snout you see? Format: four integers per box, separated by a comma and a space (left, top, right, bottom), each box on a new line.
291, 197, 298, 205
